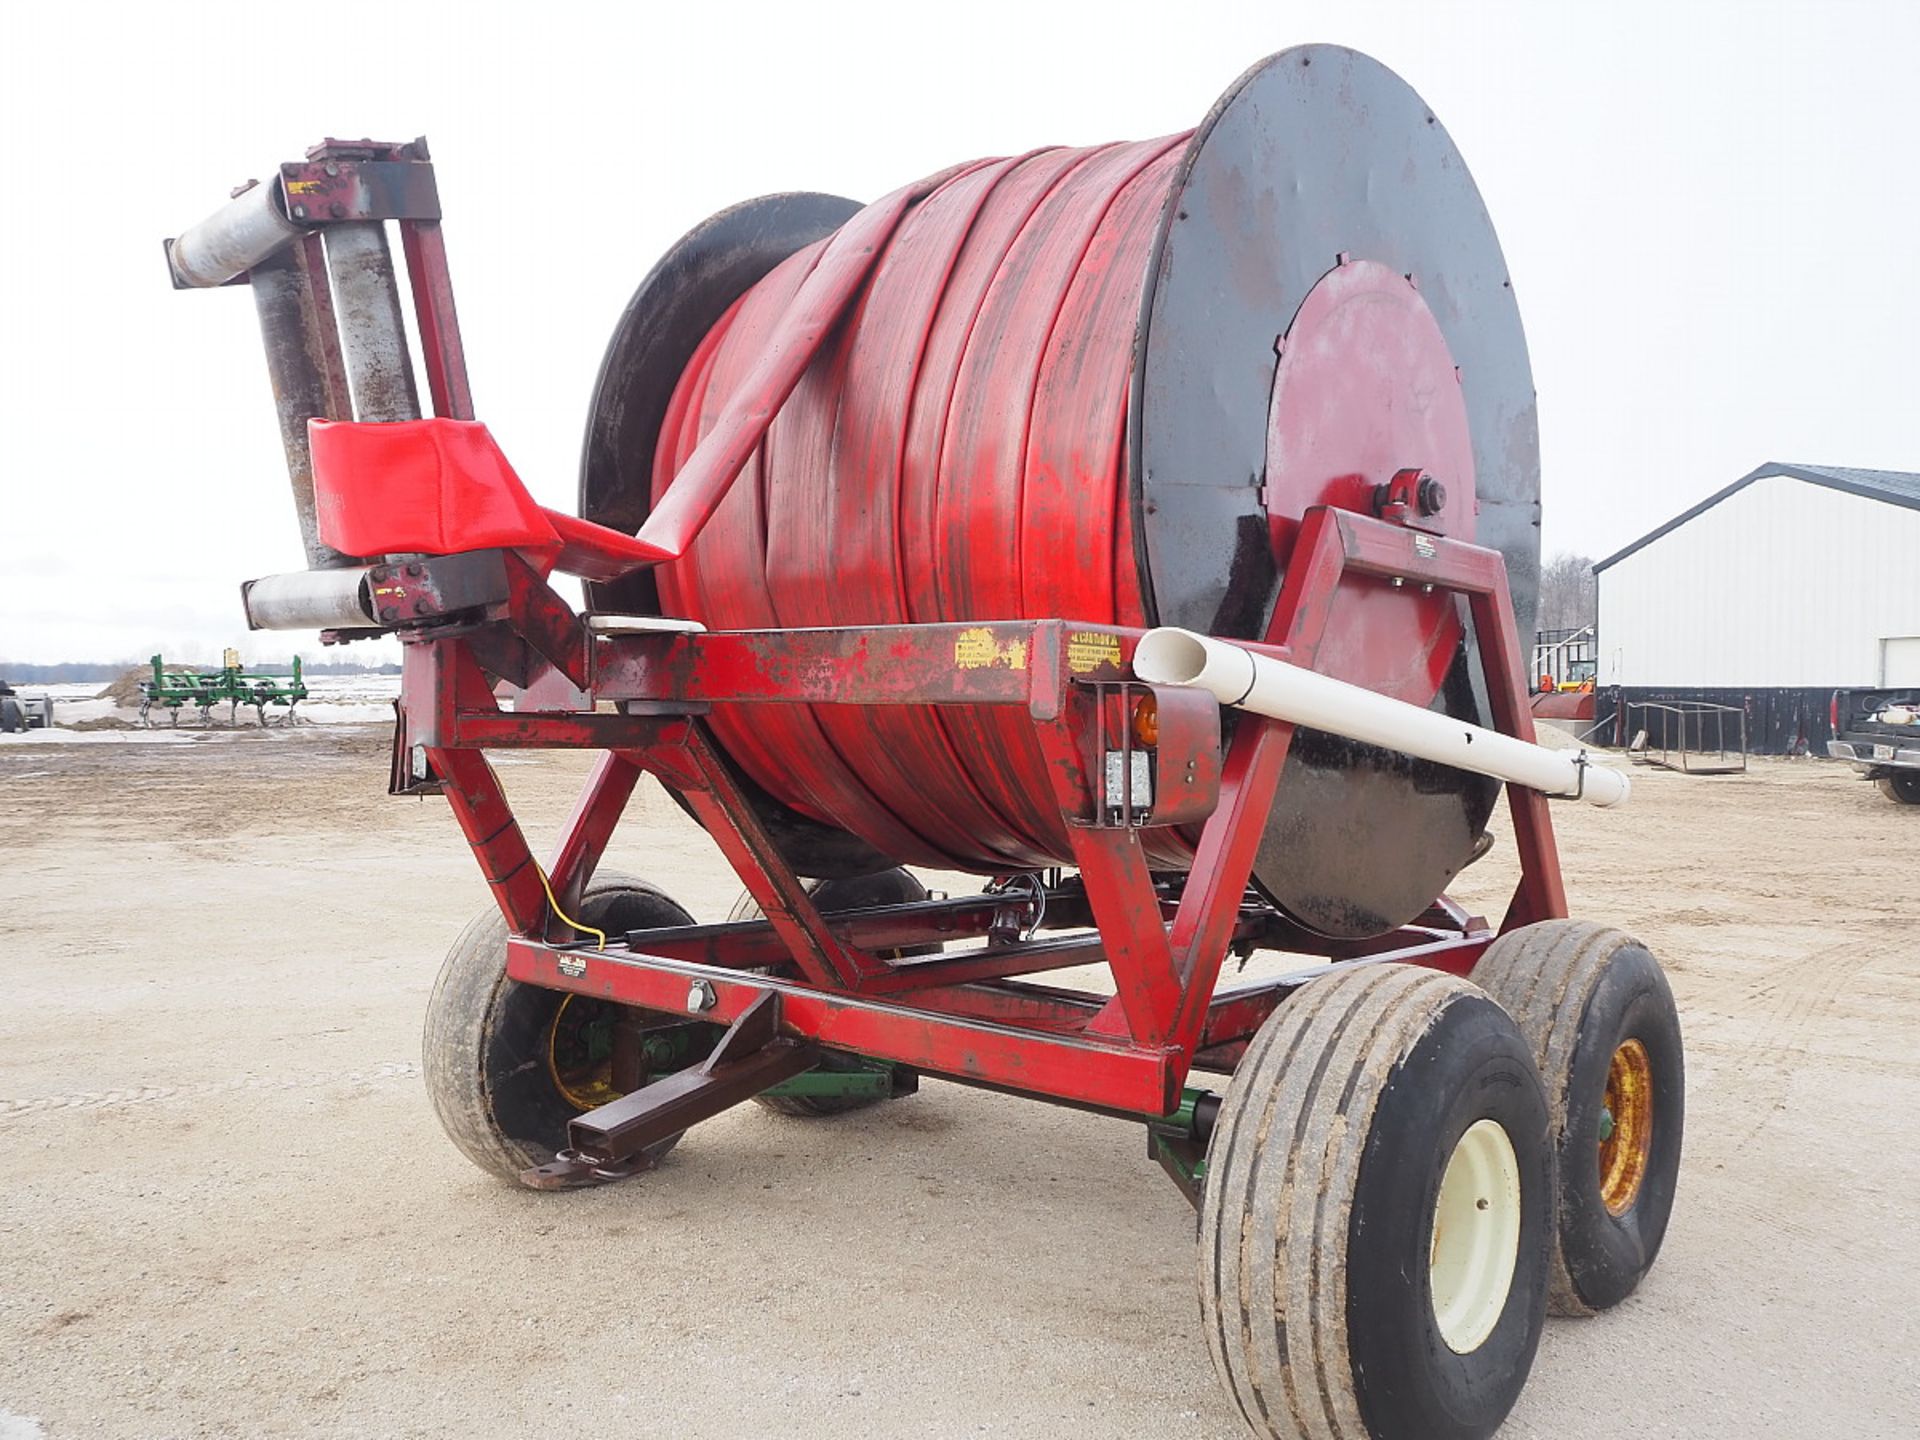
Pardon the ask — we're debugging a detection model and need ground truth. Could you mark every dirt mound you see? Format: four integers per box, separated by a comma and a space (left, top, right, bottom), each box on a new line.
1532, 720, 1583, 751
99, 663, 200, 707
98, 665, 154, 707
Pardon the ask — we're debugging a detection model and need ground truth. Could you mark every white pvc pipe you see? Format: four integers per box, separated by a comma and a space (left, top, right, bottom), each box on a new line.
1133, 628, 1629, 809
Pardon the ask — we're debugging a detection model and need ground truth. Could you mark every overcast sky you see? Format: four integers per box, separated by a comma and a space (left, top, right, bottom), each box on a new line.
3, 0, 1915, 665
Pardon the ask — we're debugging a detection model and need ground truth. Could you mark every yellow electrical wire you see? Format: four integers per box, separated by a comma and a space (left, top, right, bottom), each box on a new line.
535, 863, 607, 950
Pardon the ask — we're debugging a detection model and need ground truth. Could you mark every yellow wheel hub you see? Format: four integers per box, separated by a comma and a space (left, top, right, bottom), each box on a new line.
546, 994, 627, 1111
1598, 1038, 1654, 1215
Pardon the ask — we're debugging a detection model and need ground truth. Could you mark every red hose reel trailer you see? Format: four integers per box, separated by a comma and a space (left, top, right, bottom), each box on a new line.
169, 45, 1683, 1440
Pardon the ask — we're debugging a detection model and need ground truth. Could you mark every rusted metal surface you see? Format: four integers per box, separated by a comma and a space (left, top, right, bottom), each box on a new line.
245, 541, 524, 637
166, 177, 304, 288
476, 552, 577, 685
593, 620, 1126, 714
507, 940, 1180, 1116
170, 139, 454, 580
278, 152, 440, 226
167, 138, 441, 289
618, 891, 1100, 969
323, 222, 420, 423
366, 550, 511, 627
240, 567, 377, 631
248, 242, 355, 567
1600, 1037, 1655, 1216
522, 992, 820, 1189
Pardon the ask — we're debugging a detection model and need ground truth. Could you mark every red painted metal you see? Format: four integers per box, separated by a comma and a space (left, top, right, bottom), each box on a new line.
358, 165, 1559, 1118
507, 939, 1180, 1116
431, 744, 546, 936
652, 143, 1204, 874
592, 621, 1124, 710
173, 90, 1571, 1215
398, 218, 474, 422
545, 753, 640, 906
643, 145, 1489, 892
382, 507, 1564, 1121
625, 893, 1098, 970
1531, 689, 1597, 721
1264, 259, 1474, 708
671, 723, 881, 991
634, 177, 950, 562
308, 418, 670, 581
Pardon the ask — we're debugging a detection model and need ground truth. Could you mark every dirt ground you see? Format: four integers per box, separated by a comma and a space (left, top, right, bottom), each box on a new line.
1, 728, 1915, 1438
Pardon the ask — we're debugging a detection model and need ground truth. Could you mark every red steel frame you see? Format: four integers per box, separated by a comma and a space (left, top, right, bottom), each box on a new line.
396, 506, 1566, 1122
169, 140, 1567, 1134
271, 176, 1566, 1123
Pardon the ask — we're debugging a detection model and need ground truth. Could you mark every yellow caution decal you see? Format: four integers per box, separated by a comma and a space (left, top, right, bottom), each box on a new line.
1067, 631, 1123, 674
954, 627, 1028, 671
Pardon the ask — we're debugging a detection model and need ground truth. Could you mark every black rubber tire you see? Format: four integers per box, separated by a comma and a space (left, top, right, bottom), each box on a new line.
1199, 965, 1552, 1440
1472, 919, 1684, 1316
727, 868, 928, 1117
0, 697, 22, 734
423, 872, 695, 1185
1878, 772, 1920, 804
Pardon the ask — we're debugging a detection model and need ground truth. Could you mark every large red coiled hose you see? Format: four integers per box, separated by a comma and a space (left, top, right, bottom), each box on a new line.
653, 140, 1190, 873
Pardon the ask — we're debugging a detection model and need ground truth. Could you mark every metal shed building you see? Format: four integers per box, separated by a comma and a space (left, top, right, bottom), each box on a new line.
1593, 462, 1920, 750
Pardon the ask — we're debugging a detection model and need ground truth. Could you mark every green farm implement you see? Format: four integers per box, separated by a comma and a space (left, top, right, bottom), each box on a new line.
138, 650, 307, 727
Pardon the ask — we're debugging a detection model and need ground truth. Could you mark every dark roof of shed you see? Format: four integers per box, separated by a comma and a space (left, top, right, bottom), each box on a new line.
1593, 463, 1920, 573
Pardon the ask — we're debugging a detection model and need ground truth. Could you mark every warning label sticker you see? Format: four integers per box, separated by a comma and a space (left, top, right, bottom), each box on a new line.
1067, 631, 1123, 674
954, 628, 1028, 671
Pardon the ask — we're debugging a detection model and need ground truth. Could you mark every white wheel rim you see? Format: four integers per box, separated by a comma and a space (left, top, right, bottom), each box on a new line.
1429, 1118, 1523, 1354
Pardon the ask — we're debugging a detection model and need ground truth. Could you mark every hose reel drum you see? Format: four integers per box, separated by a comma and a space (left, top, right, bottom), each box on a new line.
582, 46, 1540, 938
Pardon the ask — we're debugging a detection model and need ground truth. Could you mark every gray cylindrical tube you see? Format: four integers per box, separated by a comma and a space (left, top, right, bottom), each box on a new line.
168, 180, 304, 289
324, 223, 421, 422
249, 251, 357, 569
241, 568, 377, 631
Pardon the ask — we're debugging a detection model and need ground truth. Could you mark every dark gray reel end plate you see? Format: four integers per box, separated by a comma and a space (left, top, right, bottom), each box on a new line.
1135, 46, 1537, 935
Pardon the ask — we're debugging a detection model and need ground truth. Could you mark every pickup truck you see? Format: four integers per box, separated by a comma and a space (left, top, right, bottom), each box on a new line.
1829, 688, 1920, 804
0, 680, 53, 733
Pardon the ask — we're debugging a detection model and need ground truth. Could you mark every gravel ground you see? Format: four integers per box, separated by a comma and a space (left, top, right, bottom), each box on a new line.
1, 729, 1915, 1438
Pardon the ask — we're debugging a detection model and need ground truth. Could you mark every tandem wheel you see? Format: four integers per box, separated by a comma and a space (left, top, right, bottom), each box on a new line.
422, 871, 699, 1186
1472, 919, 1685, 1315
1199, 964, 1552, 1440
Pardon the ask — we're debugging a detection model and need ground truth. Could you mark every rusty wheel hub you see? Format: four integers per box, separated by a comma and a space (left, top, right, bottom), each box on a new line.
1598, 1038, 1654, 1215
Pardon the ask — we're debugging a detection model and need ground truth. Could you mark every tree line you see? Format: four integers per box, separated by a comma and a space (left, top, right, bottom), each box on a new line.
1537, 552, 1597, 633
